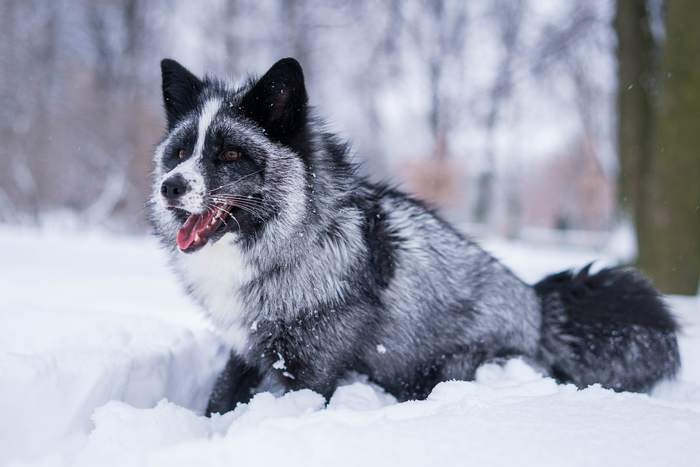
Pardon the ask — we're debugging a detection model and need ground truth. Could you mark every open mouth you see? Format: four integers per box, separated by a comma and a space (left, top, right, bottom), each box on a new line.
175, 202, 233, 252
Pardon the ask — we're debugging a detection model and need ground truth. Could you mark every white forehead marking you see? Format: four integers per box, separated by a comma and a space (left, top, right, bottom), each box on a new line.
194, 97, 223, 159
157, 98, 223, 213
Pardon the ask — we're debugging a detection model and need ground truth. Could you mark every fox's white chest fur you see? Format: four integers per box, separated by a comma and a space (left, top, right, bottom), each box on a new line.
174, 233, 253, 354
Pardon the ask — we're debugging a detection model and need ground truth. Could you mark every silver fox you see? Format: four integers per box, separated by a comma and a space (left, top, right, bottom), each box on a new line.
149, 58, 680, 415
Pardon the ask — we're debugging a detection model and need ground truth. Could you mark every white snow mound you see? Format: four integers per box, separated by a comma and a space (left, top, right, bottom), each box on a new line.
1, 226, 699, 467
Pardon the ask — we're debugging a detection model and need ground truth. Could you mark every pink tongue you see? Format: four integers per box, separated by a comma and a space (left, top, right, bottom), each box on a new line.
176, 212, 214, 251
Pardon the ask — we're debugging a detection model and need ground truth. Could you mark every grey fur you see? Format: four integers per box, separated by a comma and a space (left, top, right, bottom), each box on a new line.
150, 58, 680, 414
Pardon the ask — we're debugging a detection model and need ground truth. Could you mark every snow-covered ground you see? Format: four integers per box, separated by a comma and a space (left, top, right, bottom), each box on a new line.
1, 226, 698, 467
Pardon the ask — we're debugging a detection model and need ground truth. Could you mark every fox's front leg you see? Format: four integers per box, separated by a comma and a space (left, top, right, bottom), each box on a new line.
206, 352, 261, 416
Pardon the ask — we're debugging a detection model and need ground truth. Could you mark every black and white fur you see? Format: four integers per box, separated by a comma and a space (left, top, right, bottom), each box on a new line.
149, 58, 680, 415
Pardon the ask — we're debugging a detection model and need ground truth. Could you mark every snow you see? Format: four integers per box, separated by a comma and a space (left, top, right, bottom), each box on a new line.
0, 227, 229, 465
1, 226, 699, 467
272, 353, 286, 370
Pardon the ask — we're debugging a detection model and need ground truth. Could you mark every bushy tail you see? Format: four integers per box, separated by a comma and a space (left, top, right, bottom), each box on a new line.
534, 265, 680, 392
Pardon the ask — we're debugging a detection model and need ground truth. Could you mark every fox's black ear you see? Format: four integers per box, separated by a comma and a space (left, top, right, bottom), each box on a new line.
161, 59, 203, 130
241, 58, 308, 142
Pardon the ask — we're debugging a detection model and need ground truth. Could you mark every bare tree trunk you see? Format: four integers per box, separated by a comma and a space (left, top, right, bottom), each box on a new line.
614, 0, 655, 251
224, 0, 239, 75
474, 0, 523, 227
427, 1, 446, 161
639, 0, 700, 294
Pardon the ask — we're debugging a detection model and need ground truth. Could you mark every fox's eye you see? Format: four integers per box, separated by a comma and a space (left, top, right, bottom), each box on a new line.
178, 149, 188, 160
219, 150, 241, 162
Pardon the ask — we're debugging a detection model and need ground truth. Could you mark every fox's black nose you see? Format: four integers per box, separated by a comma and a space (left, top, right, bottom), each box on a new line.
161, 175, 189, 200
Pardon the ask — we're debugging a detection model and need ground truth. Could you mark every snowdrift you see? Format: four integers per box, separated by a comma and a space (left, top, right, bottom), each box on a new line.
1, 226, 698, 467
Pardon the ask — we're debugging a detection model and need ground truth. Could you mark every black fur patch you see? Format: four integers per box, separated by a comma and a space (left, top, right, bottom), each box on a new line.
240, 58, 308, 146
535, 265, 680, 392
363, 193, 399, 289
205, 353, 261, 416
161, 59, 203, 130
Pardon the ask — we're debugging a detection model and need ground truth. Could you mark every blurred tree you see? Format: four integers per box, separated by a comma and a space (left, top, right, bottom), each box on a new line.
474, 0, 524, 227
616, 0, 700, 294
614, 0, 655, 267
0, 0, 628, 236
399, 0, 467, 206
0, 0, 59, 223
643, 0, 700, 293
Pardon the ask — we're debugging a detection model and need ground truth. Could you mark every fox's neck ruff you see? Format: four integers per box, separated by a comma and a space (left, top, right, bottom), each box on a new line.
174, 232, 254, 354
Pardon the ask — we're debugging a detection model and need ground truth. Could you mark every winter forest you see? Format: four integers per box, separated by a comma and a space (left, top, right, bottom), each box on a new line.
1, 0, 696, 292
1, 2, 700, 466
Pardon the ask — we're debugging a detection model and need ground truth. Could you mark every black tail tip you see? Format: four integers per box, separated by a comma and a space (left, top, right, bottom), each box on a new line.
536, 265, 680, 392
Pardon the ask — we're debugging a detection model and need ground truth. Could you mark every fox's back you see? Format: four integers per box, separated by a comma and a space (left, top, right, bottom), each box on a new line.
355, 188, 542, 395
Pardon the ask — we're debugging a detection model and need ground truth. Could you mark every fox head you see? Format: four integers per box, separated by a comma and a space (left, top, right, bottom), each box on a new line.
150, 58, 311, 253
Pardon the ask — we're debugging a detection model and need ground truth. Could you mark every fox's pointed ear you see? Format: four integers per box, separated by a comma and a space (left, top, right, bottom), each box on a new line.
241, 58, 308, 142
161, 59, 203, 130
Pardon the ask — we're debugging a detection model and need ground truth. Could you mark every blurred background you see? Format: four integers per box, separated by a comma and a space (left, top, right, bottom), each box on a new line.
0, 0, 697, 294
